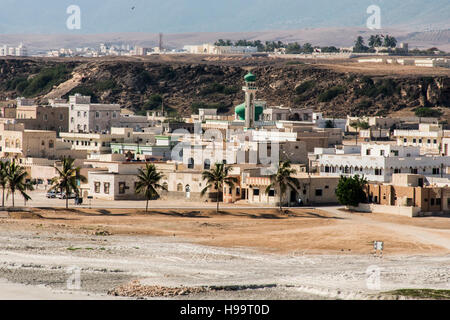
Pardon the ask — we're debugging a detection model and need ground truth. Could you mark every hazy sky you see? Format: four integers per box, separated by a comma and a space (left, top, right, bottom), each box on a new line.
0, 0, 448, 34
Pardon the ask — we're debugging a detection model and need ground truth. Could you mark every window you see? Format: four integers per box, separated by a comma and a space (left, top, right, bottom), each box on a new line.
204, 159, 210, 170
268, 189, 275, 197
104, 182, 110, 194
177, 183, 183, 192
380, 150, 385, 156
15, 139, 20, 148
49, 140, 54, 148
436, 198, 441, 206
433, 139, 437, 144
59, 114, 64, 121
427, 139, 431, 144
315, 189, 323, 196
236, 188, 240, 196
253, 189, 260, 196
431, 199, 435, 206
70, 117, 74, 123
94, 182, 100, 193
118, 182, 126, 194
44, 114, 48, 121
392, 150, 399, 156
403, 138, 407, 143
413, 139, 416, 143
187, 158, 194, 169
375, 168, 382, 175
113, 112, 117, 118
325, 166, 330, 173
41, 140, 45, 146
366, 149, 371, 155
77, 111, 81, 117
394, 168, 401, 174
419, 139, 422, 144
432, 168, 440, 175
95, 112, 100, 118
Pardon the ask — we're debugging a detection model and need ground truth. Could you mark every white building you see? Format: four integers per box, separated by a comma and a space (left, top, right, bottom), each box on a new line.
313, 143, 450, 183
394, 124, 446, 155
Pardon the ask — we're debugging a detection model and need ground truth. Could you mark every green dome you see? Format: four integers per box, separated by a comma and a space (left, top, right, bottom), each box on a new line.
244, 72, 256, 82
235, 103, 263, 121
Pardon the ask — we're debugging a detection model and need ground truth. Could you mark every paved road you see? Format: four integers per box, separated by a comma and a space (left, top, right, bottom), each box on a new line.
7, 190, 307, 210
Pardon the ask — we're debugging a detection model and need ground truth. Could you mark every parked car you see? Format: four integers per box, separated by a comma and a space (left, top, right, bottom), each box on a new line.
46, 191, 57, 198
57, 192, 76, 199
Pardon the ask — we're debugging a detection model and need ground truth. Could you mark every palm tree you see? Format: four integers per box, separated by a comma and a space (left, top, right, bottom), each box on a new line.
49, 157, 86, 209
201, 163, 237, 214
135, 163, 166, 212
0, 160, 9, 207
6, 161, 31, 207
265, 161, 300, 212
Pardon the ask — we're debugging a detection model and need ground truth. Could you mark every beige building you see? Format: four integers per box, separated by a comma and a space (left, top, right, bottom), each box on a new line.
363, 173, 450, 217
15, 103, 69, 134
394, 124, 447, 155
60, 127, 156, 156
244, 170, 340, 206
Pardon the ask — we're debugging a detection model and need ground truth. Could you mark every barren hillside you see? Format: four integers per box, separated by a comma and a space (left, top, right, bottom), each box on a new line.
0, 56, 448, 119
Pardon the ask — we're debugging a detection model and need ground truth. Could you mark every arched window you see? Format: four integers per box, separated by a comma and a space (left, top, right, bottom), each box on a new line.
177, 183, 183, 192
49, 140, 54, 148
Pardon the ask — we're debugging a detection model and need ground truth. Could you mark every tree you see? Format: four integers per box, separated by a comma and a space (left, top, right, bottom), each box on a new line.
6, 161, 31, 207
135, 163, 166, 212
353, 36, 369, 53
368, 35, 382, 48
383, 35, 397, 48
49, 157, 87, 209
0, 161, 9, 207
302, 43, 314, 53
325, 120, 335, 128
201, 163, 237, 213
265, 161, 300, 212
335, 175, 367, 207
350, 120, 370, 144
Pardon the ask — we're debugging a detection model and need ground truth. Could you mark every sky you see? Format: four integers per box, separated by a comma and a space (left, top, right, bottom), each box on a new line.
0, 0, 448, 34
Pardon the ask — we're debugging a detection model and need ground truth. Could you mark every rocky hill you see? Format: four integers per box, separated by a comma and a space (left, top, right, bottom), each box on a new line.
0, 57, 448, 120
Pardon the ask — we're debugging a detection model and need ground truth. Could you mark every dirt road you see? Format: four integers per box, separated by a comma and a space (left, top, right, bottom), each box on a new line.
0, 207, 449, 299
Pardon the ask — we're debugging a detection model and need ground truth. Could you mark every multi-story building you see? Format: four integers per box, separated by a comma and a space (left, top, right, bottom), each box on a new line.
312, 143, 450, 183
15, 98, 69, 134
60, 127, 157, 156
62, 94, 121, 133
394, 123, 447, 155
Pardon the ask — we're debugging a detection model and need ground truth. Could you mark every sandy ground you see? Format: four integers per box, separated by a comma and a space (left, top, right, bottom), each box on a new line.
0, 207, 449, 300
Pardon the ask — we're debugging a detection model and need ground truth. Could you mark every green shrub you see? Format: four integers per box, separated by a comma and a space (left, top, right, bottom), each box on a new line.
93, 79, 117, 91
318, 86, 344, 102
200, 83, 238, 95
143, 94, 163, 110
415, 107, 442, 118
22, 65, 73, 97
295, 80, 315, 95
